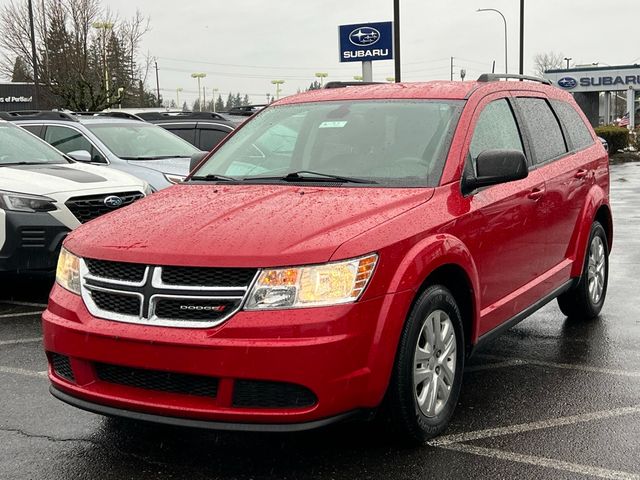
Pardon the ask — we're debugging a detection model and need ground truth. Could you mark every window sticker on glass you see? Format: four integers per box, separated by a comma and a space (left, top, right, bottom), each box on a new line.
319, 121, 348, 129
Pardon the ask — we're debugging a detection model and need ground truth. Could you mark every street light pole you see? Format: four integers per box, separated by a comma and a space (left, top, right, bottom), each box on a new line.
477, 8, 508, 74
519, 0, 524, 76
315, 72, 328, 87
393, 0, 401, 82
27, 0, 39, 108
564, 57, 572, 69
176, 87, 183, 109
191, 73, 206, 111
93, 21, 114, 105
271, 80, 284, 100
212, 88, 219, 112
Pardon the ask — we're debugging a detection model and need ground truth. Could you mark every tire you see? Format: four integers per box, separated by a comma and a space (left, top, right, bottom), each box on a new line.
557, 221, 609, 319
387, 285, 465, 443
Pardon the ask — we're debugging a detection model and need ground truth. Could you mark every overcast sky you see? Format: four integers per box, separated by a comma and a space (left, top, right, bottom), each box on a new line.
1, 0, 639, 106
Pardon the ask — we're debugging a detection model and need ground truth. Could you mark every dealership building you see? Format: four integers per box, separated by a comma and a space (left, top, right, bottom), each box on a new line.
544, 64, 639, 128
0, 82, 35, 111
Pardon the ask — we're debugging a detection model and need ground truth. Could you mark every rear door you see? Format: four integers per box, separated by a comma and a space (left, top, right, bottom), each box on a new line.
158, 123, 197, 147
196, 123, 233, 151
513, 96, 593, 282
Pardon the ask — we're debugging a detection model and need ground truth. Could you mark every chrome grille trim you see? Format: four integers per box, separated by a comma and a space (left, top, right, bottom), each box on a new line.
79, 259, 259, 328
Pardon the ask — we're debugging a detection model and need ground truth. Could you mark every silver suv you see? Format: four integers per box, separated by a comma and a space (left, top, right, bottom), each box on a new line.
1, 111, 202, 190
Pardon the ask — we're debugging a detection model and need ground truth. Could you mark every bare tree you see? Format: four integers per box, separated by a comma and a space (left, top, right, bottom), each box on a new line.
0, 0, 153, 110
533, 52, 566, 77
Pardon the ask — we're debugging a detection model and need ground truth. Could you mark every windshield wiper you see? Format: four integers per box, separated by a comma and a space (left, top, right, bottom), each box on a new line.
189, 173, 237, 182
245, 170, 376, 184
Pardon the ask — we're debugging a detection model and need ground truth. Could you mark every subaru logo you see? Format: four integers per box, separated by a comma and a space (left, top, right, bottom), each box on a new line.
557, 77, 578, 89
349, 27, 380, 47
103, 195, 123, 208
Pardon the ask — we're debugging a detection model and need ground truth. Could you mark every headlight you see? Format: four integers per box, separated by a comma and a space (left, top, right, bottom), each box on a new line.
0, 190, 57, 213
245, 254, 377, 310
56, 247, 81, 295
164, 174, 186, 184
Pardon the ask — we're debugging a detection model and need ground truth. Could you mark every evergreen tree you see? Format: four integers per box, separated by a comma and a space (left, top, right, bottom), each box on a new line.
242, 94, 250, 106
225, 93, 233, 110
215, 95, 224, 112
182, 101, 188, 111
234, 92, 242, 107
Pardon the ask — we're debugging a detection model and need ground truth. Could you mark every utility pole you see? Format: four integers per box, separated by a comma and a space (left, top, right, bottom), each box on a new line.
393, 0, 401, 82
27, 0, 39, 108
40, 0, 49, 83
519, 0, 524, 76
154, 61, 160, 106
450, 57, 454, 81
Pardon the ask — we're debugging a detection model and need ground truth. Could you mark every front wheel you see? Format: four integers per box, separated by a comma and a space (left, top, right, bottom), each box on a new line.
387, 285, 465, 443
558, 221, 609, 319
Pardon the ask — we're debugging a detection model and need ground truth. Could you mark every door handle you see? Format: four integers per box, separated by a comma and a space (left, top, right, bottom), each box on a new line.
527, 187, 545, 201
574, 169, 588, 179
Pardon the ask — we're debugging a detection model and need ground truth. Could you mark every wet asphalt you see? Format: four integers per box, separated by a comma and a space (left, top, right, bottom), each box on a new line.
1, 163, 639, 480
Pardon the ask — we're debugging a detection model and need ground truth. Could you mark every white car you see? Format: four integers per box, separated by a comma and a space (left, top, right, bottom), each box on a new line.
0, 120, 152, 273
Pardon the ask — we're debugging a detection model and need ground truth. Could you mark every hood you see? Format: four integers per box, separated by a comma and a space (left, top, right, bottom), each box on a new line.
126, 157, 192, 177
65, 184, 434, 267
0, 162, 145, 196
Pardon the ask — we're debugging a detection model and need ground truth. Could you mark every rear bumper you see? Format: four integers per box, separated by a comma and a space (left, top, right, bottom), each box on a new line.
43, 284, 414, 428
0, 210, 69, 273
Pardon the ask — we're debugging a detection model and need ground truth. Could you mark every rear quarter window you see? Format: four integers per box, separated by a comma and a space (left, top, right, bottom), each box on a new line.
550, 100, 595, 151
515, 97, 567, 165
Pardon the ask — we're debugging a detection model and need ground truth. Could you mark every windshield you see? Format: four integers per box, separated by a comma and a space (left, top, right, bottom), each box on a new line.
87, 123, 199, 159
0, 123, 68, 165
193, 100, 463, 187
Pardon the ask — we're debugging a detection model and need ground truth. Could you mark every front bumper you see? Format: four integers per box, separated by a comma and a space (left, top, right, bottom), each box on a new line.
43, 284, 414, 428
0, 210, 69, 273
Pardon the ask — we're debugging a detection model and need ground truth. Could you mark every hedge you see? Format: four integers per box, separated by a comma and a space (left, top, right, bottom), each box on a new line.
594, 125, 629, 153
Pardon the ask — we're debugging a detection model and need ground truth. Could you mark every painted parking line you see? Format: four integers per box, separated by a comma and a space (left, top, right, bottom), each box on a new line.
477, 353, 640, 378
465, 359, 528, 372
0, 337, 42, 346
0, 366, 47, 378
430, 405, 640, 447
0, 300, 47, 308
0, 311, 43, 319
441, 443, 640, 480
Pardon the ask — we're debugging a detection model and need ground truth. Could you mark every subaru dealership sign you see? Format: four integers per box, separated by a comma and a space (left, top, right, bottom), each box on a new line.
545, 65, 640, 93
339, 22, 393, 63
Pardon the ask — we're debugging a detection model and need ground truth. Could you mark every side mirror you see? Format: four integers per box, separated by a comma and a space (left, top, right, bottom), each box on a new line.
67, 150, 92, 162
462, 149, 528, 194
597, 136, 609, 153
189, 151, 208, 172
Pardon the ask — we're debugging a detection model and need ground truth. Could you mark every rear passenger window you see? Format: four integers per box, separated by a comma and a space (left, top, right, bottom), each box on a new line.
163, 126, 196, 146
198, 128, 228, 151
469, 99, 523, 172
551, 100, 594, 151
515, 98, 567, 164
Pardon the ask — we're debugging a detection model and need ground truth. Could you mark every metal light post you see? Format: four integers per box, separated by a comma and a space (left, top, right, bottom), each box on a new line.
212, 88, 219, 112
93, 21, 114, 104
191, 73, 206, 111
176, 87, 183, 108
564, 57, 572, 69
27, 0, 39, 108
519, 0, 524, 76
315, 72, 328, 87
477, 8, 508, 74
271, 80, 285, 100
393, 0, 401, 82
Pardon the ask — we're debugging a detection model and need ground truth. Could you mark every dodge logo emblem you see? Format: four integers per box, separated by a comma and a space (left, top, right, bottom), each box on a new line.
179, 305, 226, 312
349, 27, 381, 47
103, 195, 124, 208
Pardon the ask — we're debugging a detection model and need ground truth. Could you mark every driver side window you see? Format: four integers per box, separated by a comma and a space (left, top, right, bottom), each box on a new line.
469, 99, 523, 175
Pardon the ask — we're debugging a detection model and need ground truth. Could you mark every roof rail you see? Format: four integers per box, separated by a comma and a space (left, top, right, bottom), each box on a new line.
477, 73, 552, 85
324, 81, 384, 89
0, 110, 79, 121
95, 111, 144, 121
135, 111, 228, 121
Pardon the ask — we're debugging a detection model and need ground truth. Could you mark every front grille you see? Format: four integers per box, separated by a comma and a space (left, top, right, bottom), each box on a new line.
90, 290, 140, 316
81, 260, 257, 328
95, 363, 218, 398
20, 228, 46, 248
161, 267, 256, 287
232, 380, 317, 409
154, 298, 241, 321
86, 258, 146, 283
65, 191, 143, 223
51, 353, 74, 382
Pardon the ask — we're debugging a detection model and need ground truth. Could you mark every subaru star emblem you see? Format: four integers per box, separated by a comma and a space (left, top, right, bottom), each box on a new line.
349, 27, 380, 47
557, 77, 578, 89
103, 195, 123, 208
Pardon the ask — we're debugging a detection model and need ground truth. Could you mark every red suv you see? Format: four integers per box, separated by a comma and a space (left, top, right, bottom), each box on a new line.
45, 75, 612, 442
